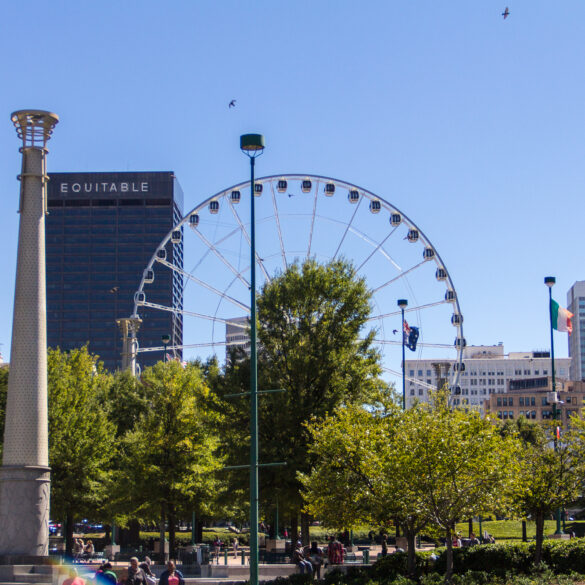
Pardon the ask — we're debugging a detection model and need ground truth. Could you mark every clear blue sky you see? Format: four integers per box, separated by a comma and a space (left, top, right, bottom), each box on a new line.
1, 1, 584, 365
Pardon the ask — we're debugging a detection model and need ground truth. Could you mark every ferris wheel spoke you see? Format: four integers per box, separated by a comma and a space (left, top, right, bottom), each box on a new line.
372, 260, 427, 294
367, 300, 452, 322
156, 257, 250, 313
193, 228, 250, 288
138, 299, 246, 326
355, 226, 399, 273
381, 367, 438, 391
137, 340, 246, 353
269, 181, 288, 271
372, 338, 456, 349
332, 196, 364, 260
228, 198, 272, 283
306, 180, 319, 259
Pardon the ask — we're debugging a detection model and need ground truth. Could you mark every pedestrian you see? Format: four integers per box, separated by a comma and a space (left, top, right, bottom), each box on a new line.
469, 533, 480, 546
327, 535, 344, 565
73, 538, 85, 560
232, 537, 239, 559
96, 562, 117, 585
308, 541, 324, 579
213, 537, 222, 564
381, 535, 388, 557
140, 558, 156, 585
126, 557, 148, 585
158, 560, 184, 585
62, 568, 86, 585
293, 541, 313, 575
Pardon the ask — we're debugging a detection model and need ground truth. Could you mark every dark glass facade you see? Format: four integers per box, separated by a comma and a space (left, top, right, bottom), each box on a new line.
46, 171, 183, 372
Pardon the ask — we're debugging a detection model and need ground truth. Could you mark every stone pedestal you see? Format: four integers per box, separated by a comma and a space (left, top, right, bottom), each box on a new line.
0, 465, 50, 557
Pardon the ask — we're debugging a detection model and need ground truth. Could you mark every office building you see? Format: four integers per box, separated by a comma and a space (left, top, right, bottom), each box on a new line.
483, 377, 585, 424
405, 344, 570, 412
567, 281, 585, 381
46, 171, 183, 372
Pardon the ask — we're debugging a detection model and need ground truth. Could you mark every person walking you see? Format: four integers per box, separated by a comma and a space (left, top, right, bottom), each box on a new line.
308, 541, 324, 579
232, 537, 239, 559
158, 561, 184, 585
126, 557, 148, 585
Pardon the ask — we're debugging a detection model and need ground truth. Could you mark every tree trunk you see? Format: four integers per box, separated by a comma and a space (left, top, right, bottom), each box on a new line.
160, 503, 167, 562
534, 511, 545, 565
300, 511, 311, 546
169, 503, 176, 560
405, 527, 417, 578
445, 525, 454, 583
290, 511, 299, 545
129, 519, 140, 546
65, 513, 74, 557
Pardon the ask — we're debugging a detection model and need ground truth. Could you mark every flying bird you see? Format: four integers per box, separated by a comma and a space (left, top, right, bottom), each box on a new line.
392, 329, 398, 335
288, 193, 295, 198
502, 7, 509, 19
229, 99, 236, 108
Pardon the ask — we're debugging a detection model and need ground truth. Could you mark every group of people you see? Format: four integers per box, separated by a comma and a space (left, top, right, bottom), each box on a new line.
94, 558, 184, 585
212, 537, 240, 563
293, 536, 345, 578
73, 538, 95, 561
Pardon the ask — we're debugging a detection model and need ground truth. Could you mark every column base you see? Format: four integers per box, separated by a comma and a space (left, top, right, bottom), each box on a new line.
0, 465, 51, 557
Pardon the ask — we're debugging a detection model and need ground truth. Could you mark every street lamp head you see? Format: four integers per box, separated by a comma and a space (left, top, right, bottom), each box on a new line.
240, 134, 265, 158
397, 299, 408, 309
544, 276, 556, 288
161, 334, 171, 345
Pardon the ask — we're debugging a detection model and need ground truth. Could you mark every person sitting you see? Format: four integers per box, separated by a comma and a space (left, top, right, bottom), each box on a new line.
293, 541, 313, 575
83, 539, 95, 560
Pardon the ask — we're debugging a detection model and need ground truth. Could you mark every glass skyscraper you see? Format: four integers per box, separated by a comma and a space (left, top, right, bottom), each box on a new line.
46, 171, 183, 372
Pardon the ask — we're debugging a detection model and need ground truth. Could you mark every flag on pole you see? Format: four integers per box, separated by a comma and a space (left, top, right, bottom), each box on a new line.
551, 299, 573, 334
403, 320, 420, 352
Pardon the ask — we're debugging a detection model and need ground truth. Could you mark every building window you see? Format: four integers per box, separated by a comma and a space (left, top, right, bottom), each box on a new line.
419, 388, 424, 396
409, 370, 414, 376
418, 370, 423, 377
519, 397, 524, 406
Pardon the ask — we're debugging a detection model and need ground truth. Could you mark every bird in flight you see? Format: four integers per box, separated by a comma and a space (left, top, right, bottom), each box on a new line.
392, 329, 398, 335
229, 99, 236, 108
502, 7, 509, 19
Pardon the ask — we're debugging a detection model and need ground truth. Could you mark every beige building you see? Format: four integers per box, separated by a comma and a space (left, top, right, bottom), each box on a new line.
483, 377, 585, 423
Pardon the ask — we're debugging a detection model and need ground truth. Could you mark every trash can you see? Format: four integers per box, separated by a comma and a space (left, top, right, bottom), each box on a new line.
198, 544, 210, 565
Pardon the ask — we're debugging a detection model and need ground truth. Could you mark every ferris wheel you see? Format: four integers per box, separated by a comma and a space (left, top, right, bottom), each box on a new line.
132, 174, 465, 395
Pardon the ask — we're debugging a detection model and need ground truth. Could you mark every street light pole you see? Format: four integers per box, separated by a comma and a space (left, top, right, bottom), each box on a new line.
162, 334, 170, 363
241, 133, 265, 585
398, 299, 408, 410
544, 276, 563, 536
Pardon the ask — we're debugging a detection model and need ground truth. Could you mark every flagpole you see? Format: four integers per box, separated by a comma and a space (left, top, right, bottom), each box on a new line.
398, 299, 408, 410
545, 276, 563, 536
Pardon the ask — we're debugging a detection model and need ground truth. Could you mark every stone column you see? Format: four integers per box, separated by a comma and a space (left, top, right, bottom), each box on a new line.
117, 316, 142, 376
0, 110, 58, 560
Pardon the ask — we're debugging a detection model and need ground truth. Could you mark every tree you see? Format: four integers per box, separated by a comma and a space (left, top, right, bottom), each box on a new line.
222, 258, 384, 542
119, 360, 224, 557
300, 391, 432, 576
302, 389, 519, 581
404, 392, 519, 581
47, 347, 116, 555
510, 416, 585, 564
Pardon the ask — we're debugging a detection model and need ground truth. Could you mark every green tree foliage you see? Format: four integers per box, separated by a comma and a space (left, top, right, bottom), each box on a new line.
404, 392, 519, 581
302, 390, 519, 581
118, 360, 224, 556
220, 258, 384, 541
511, 416, 585, 564
47, 347, 116, 554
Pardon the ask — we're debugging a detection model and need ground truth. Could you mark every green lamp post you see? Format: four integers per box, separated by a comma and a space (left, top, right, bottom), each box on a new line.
241, 133, 265, 585
398, 299, 408, 410
545, 276, 563, 535
161, 334, 171, 363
